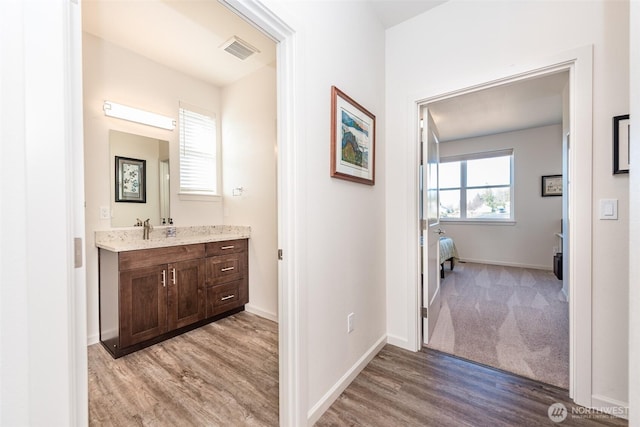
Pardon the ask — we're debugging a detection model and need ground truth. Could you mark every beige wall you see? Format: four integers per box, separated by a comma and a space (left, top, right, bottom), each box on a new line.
221, 65, 278, 321
83, 33, 224, 342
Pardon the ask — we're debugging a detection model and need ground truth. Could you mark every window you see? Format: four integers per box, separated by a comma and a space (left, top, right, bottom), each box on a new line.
439, 149, 513, 221
179, 104, 218, 196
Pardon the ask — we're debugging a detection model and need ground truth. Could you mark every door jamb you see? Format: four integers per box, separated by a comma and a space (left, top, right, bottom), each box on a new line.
410, 47, 593, 407
220, 1, 304, 425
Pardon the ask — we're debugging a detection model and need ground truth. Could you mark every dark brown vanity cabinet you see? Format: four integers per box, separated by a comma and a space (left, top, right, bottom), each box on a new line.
99, 239, 248, 358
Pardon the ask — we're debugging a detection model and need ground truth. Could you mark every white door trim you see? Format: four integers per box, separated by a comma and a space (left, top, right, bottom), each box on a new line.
220, 2, 304, 425
408, 46, 593, 407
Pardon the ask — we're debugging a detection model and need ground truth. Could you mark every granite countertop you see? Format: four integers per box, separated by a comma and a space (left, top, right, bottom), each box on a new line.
95, 225, 251, 252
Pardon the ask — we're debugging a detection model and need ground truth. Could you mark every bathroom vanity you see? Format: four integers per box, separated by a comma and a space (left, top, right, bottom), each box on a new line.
96, 226, 250, 358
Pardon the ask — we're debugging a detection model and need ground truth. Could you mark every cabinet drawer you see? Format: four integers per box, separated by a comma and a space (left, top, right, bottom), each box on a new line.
205, 254, 245, 285
119, 244, 204, 271
206, 281, 241, 316
205, 239, 247, 257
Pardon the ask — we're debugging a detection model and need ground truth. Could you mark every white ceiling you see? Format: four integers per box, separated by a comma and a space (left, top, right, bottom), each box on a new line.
429, 72, 569, 142
83, 0, 566, 142
82, 0, 277, 88
368, 0, 448, 28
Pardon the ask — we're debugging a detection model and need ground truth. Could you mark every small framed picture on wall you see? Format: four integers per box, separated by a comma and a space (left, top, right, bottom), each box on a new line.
541, 175, 562, 197
613, 114, 630, 174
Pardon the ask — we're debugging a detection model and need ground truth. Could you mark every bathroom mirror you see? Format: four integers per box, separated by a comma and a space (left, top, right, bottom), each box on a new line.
109, 130, 170, 227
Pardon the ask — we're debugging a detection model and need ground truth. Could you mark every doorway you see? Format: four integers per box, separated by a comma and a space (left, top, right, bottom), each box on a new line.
80, 0, 297, 423
413, 51, 594, 406
419, 72, 570, 387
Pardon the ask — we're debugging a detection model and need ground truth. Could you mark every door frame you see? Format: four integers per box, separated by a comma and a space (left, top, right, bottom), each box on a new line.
220, 1, 304, 425
410, 46, 593, 407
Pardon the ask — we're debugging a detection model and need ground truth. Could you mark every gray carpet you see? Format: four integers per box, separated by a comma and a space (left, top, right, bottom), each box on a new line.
427, 262, 569, 389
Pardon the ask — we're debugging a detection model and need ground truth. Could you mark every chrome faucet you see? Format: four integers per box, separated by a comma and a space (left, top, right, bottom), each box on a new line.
143, 218, 152, 240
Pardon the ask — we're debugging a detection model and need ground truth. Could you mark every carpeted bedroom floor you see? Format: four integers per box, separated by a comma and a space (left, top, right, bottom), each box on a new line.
427, 262, 569, 389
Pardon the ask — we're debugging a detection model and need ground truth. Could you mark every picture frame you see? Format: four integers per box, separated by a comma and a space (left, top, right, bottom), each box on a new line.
330, 86, 376, 185
541, 174, 563, 197
613, 114, 630, 174
115, 156, 146, 203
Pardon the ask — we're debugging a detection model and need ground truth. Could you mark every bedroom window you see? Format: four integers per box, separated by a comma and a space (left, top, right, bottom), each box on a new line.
439, 149, 513, 221
179, 103, 219, 196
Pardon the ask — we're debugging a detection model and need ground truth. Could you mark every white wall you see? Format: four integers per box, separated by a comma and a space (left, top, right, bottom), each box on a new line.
386, 0, 629, 408
261, 1, 387, 422
439, 125, 563, 270
1, 1, 85, 424
628, 1, 639, 424
222, 65, 279, 321
83, 33, 224, 342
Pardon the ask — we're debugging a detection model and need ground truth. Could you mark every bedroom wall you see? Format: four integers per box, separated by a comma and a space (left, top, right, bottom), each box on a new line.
386, 0, 629, 409
439, 124, 563, 270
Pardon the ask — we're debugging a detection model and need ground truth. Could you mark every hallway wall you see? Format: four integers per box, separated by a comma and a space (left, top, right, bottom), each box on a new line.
386, 0, 629, 408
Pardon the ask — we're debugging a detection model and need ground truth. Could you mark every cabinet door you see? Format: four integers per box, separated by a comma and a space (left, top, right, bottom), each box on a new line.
120, 265, 168, 348
167, 259, 205, 330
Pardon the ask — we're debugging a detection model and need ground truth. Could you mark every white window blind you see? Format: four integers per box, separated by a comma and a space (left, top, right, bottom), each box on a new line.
179, 105, 217, 195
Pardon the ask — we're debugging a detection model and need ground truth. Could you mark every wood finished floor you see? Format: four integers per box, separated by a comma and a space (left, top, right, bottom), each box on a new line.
317, 346, 627, 427
88, 311, 279, 426
89, 312, 627, 426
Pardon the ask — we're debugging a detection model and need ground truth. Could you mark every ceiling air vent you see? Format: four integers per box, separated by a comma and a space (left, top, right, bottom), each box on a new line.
221, 36, 260, 61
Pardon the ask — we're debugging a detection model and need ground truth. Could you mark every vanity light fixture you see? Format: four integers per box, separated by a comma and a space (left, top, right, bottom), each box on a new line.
103, 101, 176, 131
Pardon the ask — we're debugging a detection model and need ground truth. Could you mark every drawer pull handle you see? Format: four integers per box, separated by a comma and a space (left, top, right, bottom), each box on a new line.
221, 266, 235, 272
221, 294, 235, 301
161, 270, 166, 287
171, 268, 176, 285
221, 245, 235, 250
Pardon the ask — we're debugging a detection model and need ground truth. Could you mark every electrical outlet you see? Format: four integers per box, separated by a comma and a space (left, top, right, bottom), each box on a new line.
553, 246, 559, 255
347, 313, 354, 333
99, 206, 110, 220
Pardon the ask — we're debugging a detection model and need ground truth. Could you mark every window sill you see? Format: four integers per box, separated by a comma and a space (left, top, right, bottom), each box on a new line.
178, 193, 222, 202
440, 219, 516, 226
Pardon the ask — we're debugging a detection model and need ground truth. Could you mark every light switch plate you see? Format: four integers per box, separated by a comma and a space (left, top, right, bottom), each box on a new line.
599, 199, 618, 220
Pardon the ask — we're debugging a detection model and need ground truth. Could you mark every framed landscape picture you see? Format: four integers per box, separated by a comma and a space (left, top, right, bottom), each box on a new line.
115, 156, 146, 203
330, 86, 376, 185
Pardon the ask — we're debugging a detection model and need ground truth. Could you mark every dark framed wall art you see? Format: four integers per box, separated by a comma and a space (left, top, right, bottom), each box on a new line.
541, 174, 563, 197
115, 156, 146, 203
613, 114, 630, 174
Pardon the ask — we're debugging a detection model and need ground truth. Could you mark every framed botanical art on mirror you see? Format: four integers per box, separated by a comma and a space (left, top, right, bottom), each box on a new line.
330, 86, 376, 185
115, 156, 146, 203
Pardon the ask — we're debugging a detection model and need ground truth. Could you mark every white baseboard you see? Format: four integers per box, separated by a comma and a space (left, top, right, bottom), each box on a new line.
245, 304, 278, 323
307, 334, 387, 425
459, 258, 552, 271
590, 394, 629, 420
87, 333, 99, 346
386, 333, 413, 350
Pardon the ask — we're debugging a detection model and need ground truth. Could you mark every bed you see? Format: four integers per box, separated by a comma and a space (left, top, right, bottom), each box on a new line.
439, 236, 459, 278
